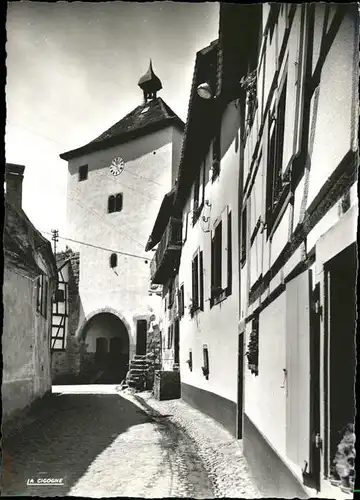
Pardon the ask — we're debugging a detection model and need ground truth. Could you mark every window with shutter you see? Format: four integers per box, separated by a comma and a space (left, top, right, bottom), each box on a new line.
191, 255, 199, 312
221, 208, 229, 291
199, 251, 204, 311
211, 221, 223, 305
265, 70, 290, 235
191, 250, 203, 315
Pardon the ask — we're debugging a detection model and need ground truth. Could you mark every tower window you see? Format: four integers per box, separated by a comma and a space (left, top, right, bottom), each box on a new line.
78, 164, 88, 181
110, 253, 118, 268
108, 193, 123, 213
115, 193, 123, 211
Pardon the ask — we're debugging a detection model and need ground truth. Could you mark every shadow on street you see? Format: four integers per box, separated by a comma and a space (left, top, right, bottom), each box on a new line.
1, 392, 151, 496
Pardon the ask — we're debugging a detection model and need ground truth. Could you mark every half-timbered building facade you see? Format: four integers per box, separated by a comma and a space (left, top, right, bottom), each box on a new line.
225, 3, 359, 498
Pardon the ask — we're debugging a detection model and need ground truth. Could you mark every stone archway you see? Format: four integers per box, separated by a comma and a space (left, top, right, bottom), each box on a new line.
77, 308, 131, 384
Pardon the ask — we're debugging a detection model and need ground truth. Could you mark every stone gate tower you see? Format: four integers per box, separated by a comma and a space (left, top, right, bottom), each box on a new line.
58, 62, 184, 382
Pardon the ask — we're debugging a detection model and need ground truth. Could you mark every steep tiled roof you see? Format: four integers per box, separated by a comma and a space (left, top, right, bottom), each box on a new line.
145, 188, 176, 251
60, 97, 184, 161
4, 202, 57, 279
174, 40, 218, 208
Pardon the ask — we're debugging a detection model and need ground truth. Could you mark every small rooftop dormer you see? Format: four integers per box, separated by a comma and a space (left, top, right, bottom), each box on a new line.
138, 60, 163, 104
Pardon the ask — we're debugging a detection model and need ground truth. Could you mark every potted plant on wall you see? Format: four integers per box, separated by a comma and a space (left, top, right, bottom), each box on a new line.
331, 423, 356, 493
246, 325, 259, 376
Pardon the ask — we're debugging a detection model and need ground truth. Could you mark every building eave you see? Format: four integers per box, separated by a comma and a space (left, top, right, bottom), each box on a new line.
60, 115, 184, 162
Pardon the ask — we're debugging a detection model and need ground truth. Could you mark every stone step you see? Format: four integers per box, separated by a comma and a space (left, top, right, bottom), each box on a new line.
130, 362, 149, 369
128, 367, 146, 374
133, 354, 147, 360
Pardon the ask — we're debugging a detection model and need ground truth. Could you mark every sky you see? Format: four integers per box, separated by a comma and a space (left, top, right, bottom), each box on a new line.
5, 1, 219, 251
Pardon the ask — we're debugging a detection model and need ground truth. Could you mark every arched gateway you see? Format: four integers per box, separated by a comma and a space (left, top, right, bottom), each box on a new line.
77, 309, 131, 384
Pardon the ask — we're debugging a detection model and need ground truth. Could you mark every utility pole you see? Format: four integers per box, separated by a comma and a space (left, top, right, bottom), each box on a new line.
51, 229, 59, 256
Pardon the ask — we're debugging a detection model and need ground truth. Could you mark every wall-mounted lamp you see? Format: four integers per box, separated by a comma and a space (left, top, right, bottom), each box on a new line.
196, 82, 213, 100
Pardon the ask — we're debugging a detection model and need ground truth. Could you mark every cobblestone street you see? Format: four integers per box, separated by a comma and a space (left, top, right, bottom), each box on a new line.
1, 385, 260, 498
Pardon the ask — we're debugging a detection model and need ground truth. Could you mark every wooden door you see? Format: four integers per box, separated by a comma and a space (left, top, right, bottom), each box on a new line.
136, 320, 147, 355
174, 319, 180, 365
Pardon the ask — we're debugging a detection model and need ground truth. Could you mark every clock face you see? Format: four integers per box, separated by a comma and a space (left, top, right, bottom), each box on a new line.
109, 156, 125, 176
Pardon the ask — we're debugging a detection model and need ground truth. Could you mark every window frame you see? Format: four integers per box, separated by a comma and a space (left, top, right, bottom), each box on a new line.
78, 164, 88, 182
36, 274, 48, 318
168, 279, 175, 309
187, 349, 193, 371
167, 323, 174, 349
108, 193, 123, 213
178, 283, 185, 318
202, 345, 209, 379
110, 253, 118, 268
265, 66, 291, 237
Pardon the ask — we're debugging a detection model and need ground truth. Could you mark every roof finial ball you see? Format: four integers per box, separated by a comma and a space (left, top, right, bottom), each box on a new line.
138, 59, 163, 104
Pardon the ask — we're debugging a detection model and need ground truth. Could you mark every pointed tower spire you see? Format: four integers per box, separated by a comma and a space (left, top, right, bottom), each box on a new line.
138, 60, 163, 104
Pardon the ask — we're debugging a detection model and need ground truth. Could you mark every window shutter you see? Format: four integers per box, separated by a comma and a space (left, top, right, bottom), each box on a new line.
199, 161, 205, 206
180, 284, 185, 316
182, 212, 188, 243
199, 251, 204, 311
192, 259, 197, 309
227, 212, 232, 296
211, 236, 215, 302
221, 208, 228, 290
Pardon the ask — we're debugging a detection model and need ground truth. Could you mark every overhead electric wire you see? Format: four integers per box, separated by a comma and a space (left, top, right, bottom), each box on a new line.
40, 231, 149, 261
70, 185, 146, 249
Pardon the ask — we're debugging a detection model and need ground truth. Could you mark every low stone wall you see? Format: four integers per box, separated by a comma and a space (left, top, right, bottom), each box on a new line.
153, 370, 181, 401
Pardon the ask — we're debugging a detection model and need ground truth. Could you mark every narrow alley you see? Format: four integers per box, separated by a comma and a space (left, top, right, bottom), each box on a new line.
1, 386, 260, 498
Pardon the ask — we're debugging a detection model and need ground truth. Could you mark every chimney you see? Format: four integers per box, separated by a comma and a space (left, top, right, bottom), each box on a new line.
5, 163, 25, 210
